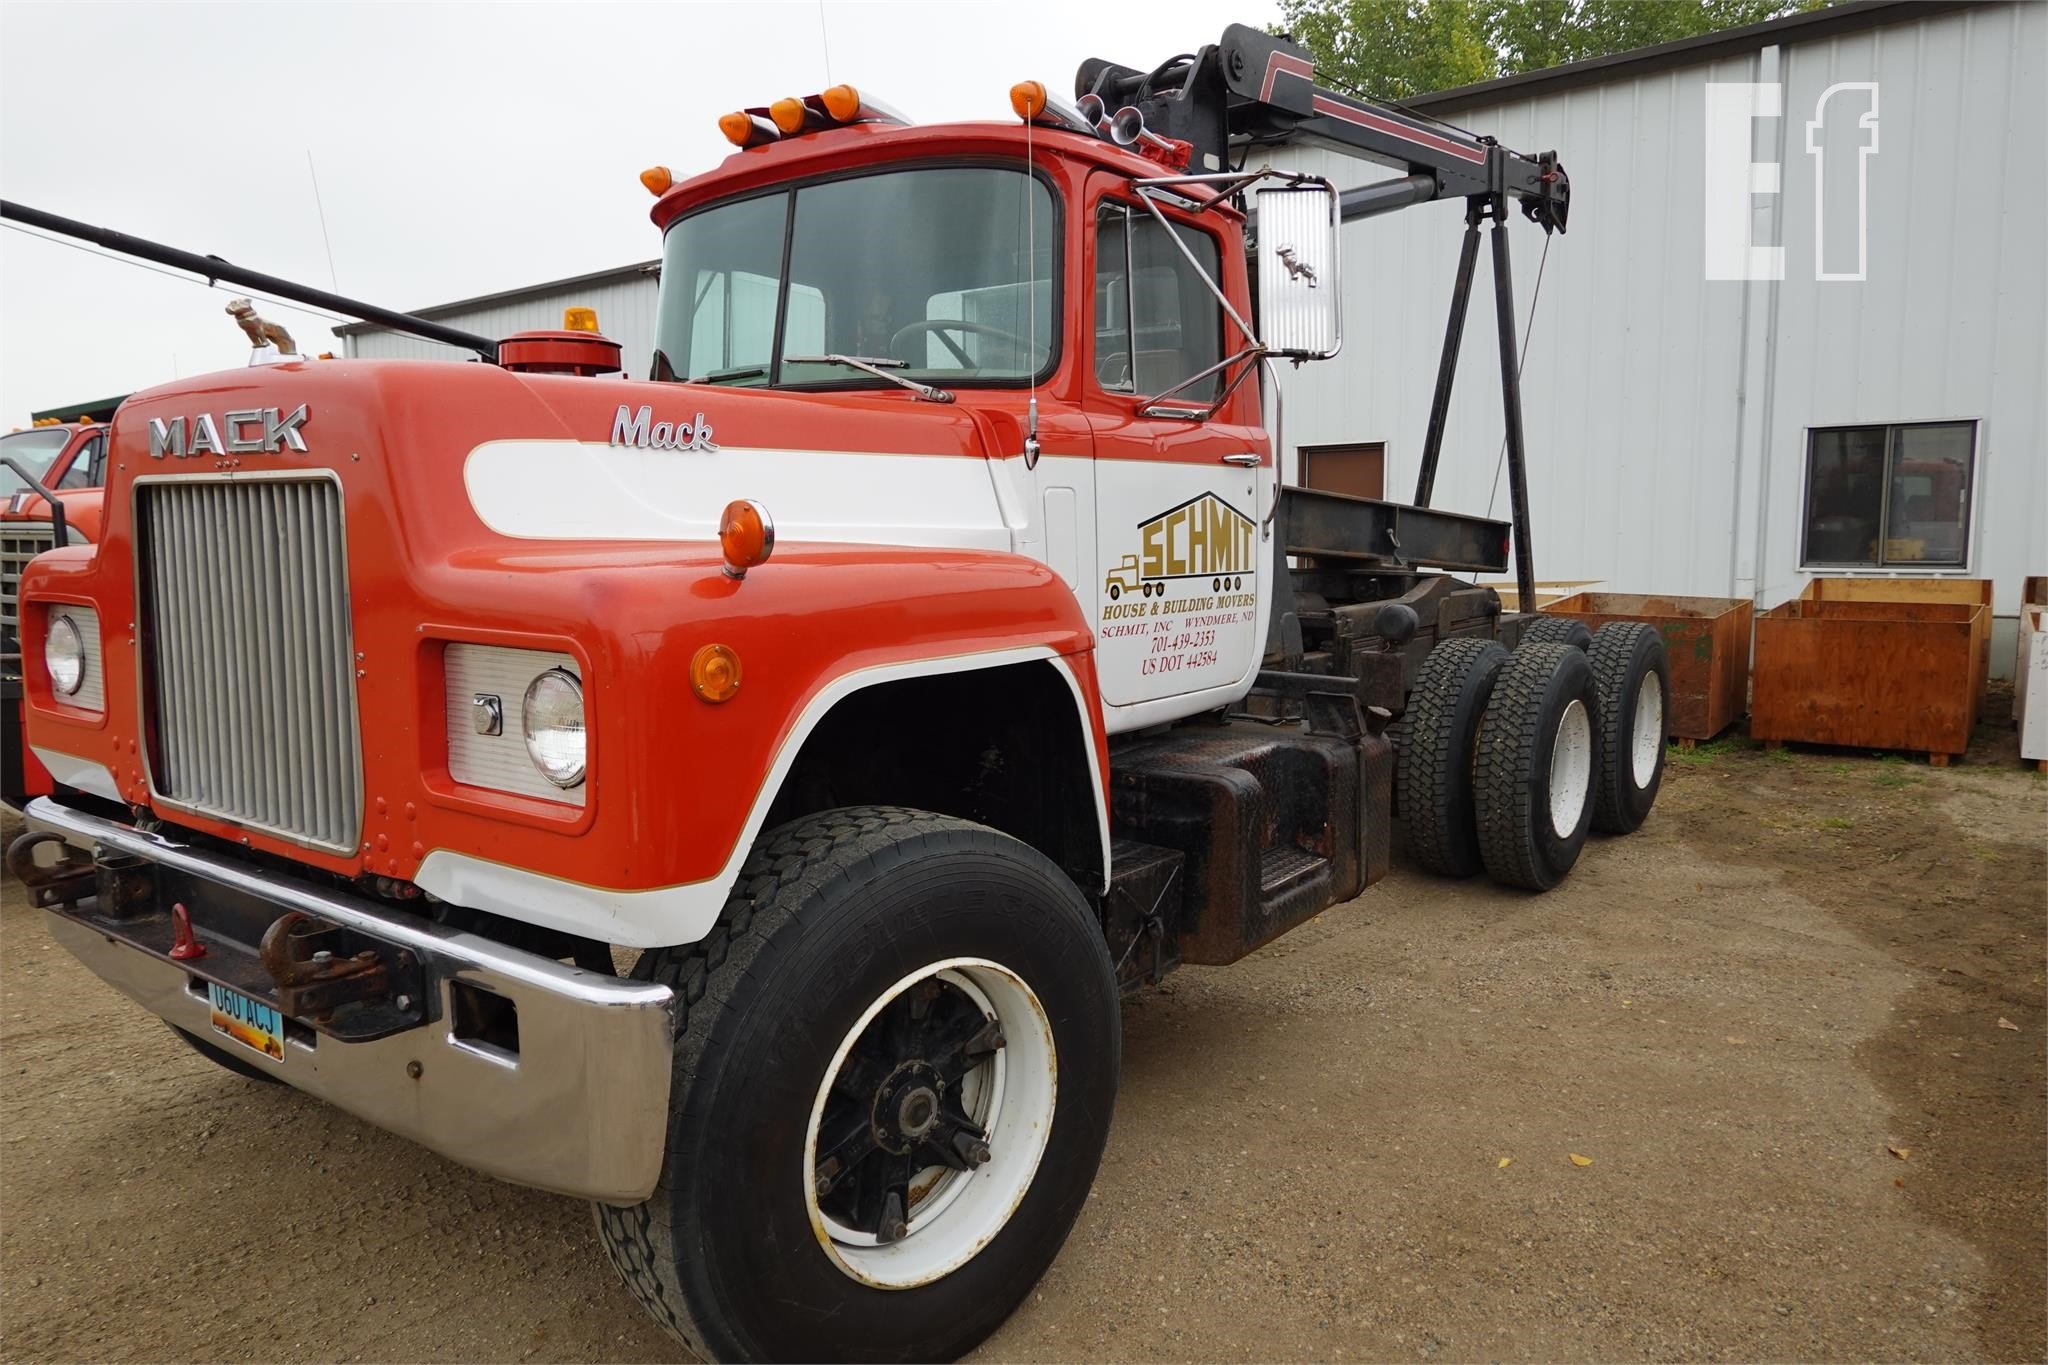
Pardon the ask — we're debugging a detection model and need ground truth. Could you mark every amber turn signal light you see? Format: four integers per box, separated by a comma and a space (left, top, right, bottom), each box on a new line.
1010, 80, 1048, 120
820, 84, 862, 122
639, 165, 673, 196
719, 498, 774, 579
691, 643, 743, 703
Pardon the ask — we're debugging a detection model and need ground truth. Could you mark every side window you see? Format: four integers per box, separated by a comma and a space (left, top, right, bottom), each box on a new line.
58, 434, 104, 489
1094, 203, 1223, 402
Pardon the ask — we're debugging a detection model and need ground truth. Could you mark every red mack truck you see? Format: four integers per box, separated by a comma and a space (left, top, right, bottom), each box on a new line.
3, 24, 1670, 1362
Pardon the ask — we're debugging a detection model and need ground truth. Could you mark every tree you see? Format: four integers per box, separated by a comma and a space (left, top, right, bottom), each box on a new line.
1275, 0, 1832, 101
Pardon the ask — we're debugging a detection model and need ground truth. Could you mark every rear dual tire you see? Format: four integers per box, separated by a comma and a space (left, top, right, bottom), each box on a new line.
1474, 643, 1602, 891
1586, 622, 1669, 833
1516, 616, 1593, 652
1390, 638, 1509, 878
595, 806, 1119, 1364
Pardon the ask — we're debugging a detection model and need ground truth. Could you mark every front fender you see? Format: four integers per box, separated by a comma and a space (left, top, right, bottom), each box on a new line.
410, 542, 1106, 947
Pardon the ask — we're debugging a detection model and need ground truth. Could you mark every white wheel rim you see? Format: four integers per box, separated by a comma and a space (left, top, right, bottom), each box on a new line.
1631, 672, 1665, 788
803, 958, 1056, 1290
1550, 698, 1593, 838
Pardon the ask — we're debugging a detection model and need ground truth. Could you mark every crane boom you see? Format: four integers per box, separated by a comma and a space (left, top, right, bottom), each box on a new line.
1077, 23, 1568, 233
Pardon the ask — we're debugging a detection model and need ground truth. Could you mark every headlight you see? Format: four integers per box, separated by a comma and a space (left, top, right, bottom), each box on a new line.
44, 614, 85, 695
523, 668, 586, 788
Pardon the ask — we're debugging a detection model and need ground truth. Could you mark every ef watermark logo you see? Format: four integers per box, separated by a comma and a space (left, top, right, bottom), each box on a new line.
1705, 82, 1880, 282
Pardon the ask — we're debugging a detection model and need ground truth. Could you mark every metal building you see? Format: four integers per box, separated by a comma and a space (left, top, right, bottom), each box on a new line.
336, 260, 662, 373
336, 0, 2043, 670
1272, 0, 2044, 671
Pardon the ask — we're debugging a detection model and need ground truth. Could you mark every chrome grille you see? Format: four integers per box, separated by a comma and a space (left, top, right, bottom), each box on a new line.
2, 523, 55, 677
138, 478, 362, 851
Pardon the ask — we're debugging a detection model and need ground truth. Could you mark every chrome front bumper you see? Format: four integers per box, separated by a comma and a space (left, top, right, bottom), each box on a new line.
23, 798, 678, 1205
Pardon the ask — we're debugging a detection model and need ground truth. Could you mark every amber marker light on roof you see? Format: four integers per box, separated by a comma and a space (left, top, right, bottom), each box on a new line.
770, 97, 810, 135
563, 307, 599, 333
820, 85, 862, 121
1010, 80, 1048, 119
719, 111, 757, 145
639, 165, 673, 196
691, 643, 743, 704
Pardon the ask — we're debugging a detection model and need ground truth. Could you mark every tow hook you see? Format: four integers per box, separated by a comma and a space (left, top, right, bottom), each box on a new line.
4, 831, 96, 908
259, 909, 411, 1019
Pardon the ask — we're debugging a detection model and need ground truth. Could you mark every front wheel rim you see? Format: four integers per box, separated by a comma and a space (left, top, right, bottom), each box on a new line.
1550, 698, 1593, 838
1631, 672, 1665, 787
804, 958, 1057, 1290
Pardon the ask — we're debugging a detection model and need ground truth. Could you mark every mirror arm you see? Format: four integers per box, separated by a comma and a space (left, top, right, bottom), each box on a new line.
0, 455, 71, 547
1133, 190, 1259, 349
1137, 344, 1266, 421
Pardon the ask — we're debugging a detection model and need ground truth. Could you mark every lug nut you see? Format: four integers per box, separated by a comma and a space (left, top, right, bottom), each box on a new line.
954, 1133, 993, 1167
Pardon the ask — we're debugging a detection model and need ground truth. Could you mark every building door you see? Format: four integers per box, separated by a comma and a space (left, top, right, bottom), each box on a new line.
1300, 441, 1385, 499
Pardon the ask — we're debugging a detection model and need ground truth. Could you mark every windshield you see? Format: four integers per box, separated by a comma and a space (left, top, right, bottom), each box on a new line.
0, 429, 69, 496
653, 166, 1055, 390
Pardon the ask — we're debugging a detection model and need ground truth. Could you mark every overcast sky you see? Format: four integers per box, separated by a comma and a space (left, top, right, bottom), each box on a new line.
0, 0, 1278, 423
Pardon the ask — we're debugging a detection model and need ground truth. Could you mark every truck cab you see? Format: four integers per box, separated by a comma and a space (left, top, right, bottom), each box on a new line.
9, 28, 1659, 1364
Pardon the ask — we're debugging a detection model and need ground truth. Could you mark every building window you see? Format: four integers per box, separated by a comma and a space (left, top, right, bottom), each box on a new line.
1299, 442, 1385, 500
1801, 421, 1975, 568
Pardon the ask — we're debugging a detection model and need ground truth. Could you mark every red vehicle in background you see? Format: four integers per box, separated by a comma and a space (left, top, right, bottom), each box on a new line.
3, 419, 108, 806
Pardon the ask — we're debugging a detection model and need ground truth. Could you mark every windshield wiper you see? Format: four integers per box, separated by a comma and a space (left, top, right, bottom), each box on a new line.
696, 364, 767, 385
782, 354, 954, 404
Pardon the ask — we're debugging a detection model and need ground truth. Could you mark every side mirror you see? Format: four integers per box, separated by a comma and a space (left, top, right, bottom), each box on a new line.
1255, 184, 1341, 360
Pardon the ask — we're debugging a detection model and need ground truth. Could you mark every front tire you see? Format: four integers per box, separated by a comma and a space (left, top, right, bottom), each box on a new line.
595, 806, 1119, 1363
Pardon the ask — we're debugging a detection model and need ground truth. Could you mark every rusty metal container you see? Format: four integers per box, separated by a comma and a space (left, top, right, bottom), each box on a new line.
1751, 578, 1991, 761
1539, 592, 1753, 741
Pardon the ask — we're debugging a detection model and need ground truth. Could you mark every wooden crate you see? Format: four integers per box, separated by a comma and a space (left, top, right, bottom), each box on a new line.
1540, 592, 1753, 741
1751, 578, 1991, 761
1478, 579, 1602, 610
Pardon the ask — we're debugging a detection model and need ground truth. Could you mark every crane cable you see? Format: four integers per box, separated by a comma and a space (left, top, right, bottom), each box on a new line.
1485, 230, 1552, 519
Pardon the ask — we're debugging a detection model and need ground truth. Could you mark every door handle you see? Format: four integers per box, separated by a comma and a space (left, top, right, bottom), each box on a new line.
1221, 453, 1260, 467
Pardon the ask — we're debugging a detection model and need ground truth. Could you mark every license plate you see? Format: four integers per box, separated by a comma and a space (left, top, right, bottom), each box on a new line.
207, 981, 286, 1063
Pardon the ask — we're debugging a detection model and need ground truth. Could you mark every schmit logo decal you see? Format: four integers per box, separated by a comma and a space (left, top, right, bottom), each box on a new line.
1098, 491, 1259, 680
1139, 492, 1254, 582
1102, 492, 1256, 603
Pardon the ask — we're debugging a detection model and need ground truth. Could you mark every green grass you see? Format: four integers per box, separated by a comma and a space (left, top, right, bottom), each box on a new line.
1667, 737, 1734, 767
1819, 816, 1855, 830
1874, 768, 1923, 790
1762, 744, 1797, 765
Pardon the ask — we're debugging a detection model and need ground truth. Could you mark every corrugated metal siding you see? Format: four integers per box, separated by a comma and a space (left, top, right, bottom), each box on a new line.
344, 268, 661, 378
1273, 3, 2044, 618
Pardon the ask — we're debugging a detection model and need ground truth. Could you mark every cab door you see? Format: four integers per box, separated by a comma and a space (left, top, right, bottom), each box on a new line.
1084, 187, 1271, 719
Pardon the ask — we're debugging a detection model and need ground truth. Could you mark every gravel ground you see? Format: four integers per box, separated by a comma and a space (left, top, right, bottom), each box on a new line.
2, 712, 2041, 1363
